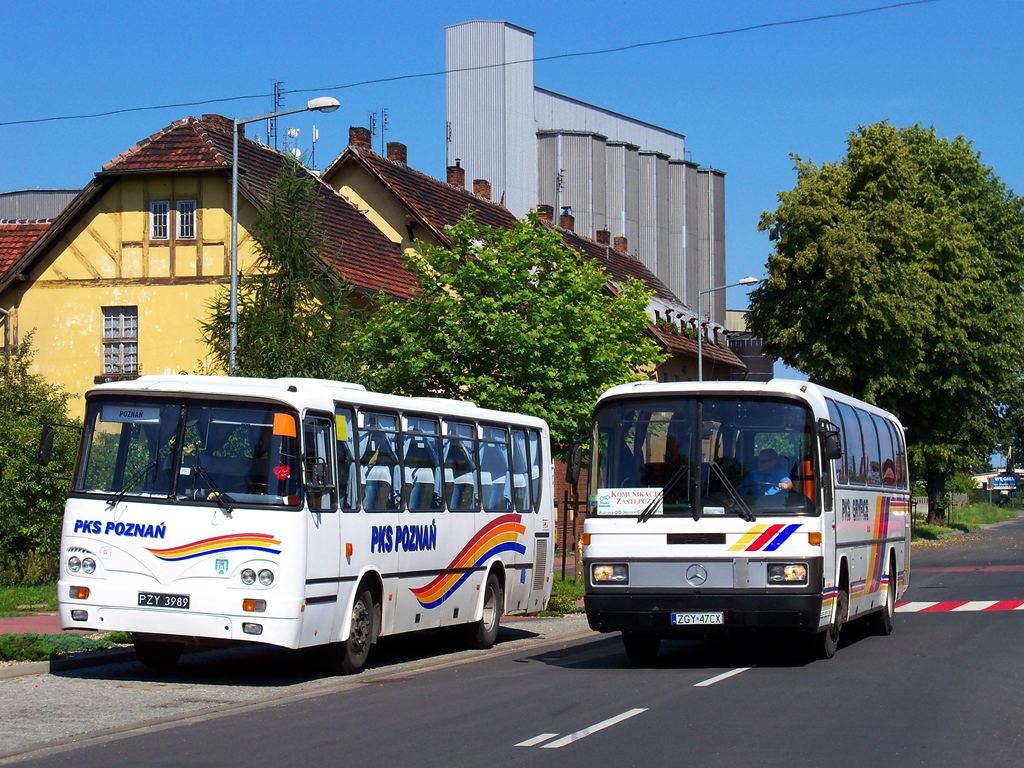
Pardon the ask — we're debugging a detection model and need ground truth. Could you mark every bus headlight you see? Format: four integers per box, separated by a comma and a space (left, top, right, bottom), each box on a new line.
767, 563, 808, 585
82, 557, 97, 574
258, 569, 275, 586
67, 556, 81, 573
592, 564, 629, 584
240, 569, 257, 585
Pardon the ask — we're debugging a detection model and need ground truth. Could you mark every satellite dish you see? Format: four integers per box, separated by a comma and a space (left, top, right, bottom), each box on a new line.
291, 148, 302, 159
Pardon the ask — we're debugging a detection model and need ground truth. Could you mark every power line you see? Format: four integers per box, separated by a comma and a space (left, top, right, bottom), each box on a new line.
0, 1, 936, 129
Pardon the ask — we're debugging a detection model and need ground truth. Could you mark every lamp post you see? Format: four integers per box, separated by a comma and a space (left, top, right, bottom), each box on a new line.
229, 96, 340, 374
697, 276, 758, 382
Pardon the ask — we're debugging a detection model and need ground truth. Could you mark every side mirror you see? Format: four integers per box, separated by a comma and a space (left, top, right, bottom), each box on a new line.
565, 442, 583, 485
38, 425, 55, 467
817, 419, 842, 461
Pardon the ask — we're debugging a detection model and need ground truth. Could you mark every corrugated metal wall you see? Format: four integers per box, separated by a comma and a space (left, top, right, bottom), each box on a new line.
445, 21, 536, 215
0, 190, 78, 220
446, 20, 728, 320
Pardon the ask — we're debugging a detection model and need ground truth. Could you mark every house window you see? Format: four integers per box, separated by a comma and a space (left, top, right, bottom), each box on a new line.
150, 201, 169, 240
103, 307, 139, 374
177, 199, 197, 239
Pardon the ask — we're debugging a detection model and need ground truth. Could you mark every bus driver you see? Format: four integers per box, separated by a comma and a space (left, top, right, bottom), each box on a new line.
738, 448, 793, 496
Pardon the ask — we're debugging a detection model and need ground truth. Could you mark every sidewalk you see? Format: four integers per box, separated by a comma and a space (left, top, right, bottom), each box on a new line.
0, 612, 64, 635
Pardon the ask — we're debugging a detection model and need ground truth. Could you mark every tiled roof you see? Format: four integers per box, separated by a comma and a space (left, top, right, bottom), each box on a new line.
331, 146, 681, 305
192, 118, 415, 298
0, 220, 50, 282
102, 117, 230, 173
331, 146, 519, 242
647, 322, 745, 370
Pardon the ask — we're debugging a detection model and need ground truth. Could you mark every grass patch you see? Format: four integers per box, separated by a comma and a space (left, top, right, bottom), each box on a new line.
0, 584, 57, 618
0, 632, 132, 662
542, 574, 586, 615
913, 502, 1019, 541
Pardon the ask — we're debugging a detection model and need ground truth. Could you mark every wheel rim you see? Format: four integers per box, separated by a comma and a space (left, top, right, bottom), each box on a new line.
482, 582, 497, 632
350, 598, 370, 657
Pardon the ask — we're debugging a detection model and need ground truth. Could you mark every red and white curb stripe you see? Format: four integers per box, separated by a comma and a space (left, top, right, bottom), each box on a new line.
896, 601, 1024, 613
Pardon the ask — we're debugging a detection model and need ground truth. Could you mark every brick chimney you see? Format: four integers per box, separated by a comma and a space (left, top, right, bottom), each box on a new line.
447, 160, 465, 188
349, 126, 372, 150
614, 236, 628, 254
387, 142, 407, 164
537, 205, 554, 225
559, 207, 575, 232
596, 229, 611, 245
201, 114, 238, 137
473, 179, 491, 201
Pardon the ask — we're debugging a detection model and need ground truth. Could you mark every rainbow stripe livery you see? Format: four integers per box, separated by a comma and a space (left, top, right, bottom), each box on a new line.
728, 523, 801, 552
147, 533, 282, 561
410, 513, 526, 609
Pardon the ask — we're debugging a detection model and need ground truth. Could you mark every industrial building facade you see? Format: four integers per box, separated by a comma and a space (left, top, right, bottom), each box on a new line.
445, 20, 728, 328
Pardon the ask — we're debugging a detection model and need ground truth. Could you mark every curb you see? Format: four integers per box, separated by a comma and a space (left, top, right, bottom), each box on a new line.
0, 648, 139, 680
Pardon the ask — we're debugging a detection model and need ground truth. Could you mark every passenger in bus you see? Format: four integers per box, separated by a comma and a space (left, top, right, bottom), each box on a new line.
737, 449, 793, 496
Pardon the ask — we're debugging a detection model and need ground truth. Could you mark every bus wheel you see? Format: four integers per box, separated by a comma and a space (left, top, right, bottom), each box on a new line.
134, 639, 184, 669
326, 588, 375, 675
622, 632, 660, 664
463, 573, 502, 650
868, 559, 896, 636
818, 588, 848, 659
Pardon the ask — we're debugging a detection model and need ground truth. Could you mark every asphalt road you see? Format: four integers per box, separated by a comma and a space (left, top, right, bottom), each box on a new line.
5, 517, 1024, 767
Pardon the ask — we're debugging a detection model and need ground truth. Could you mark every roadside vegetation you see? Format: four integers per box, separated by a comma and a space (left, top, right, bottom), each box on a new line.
912, 502, 1019, 541
0, 583, 57, 617
0, 631, 131, 663
543, 574, 586, 615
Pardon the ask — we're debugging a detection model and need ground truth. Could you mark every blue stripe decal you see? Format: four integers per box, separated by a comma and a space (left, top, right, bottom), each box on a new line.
763, 524, 802, 552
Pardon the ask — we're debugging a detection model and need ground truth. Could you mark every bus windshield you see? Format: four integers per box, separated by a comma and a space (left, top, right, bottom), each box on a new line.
591, 396, 817, 518
75, 398, 302, 508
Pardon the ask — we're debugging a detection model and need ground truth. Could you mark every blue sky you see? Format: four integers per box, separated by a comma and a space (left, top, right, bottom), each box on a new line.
2, 0, 1020, 325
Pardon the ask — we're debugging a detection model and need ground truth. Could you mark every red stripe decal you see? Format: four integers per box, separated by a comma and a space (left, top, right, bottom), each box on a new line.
746, 524, 784, 551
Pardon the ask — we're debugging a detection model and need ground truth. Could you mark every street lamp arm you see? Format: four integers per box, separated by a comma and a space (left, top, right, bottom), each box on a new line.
696, 276, 759, 382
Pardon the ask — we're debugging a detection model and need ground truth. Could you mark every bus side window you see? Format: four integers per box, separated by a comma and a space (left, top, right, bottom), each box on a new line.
479, 426, 512, 512
859, 409, 882, 487
529, 430, 543, 508
511, 429, 532, 512
335, 408, 358, 511
404, 417, 442, 512
444, 422, 478, 511
303, 415, 337, 512
360, 413, 401, 511
826, 399, 846, 485
874, 414, 898, 489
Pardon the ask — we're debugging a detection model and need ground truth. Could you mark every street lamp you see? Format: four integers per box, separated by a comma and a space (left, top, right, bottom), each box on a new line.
229, 96, 341, 374
697, 276, 758, 382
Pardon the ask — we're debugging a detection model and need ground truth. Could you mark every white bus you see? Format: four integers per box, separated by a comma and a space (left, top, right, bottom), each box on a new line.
47, 375, 554, 673
577, 379, 910, 661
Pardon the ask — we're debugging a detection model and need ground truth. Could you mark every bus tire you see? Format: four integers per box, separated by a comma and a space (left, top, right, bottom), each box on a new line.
622, 632, 660, 664
818, 588, 848, 659
868, 556, 896, 636
133, 639, 184, 669
463, 573, 502, 650
326, 588, 376, 675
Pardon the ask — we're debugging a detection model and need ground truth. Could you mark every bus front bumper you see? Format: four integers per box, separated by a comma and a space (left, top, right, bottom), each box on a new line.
584, 592, 824, 635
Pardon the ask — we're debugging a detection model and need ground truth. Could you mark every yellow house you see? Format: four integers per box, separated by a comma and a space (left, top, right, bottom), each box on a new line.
0, 115, 408, 401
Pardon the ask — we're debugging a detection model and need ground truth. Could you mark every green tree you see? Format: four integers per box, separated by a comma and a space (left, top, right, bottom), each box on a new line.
0, 335, 78, 581
201, 155, 364, 380
354, 212, 666, 456
749, 122, 1024, 523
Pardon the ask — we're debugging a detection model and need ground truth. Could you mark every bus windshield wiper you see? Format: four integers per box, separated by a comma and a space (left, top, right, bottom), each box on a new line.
637, 463, 689, 523
106, 459, 159, 509
708, 462, 756, 522
192, 460, 234, 515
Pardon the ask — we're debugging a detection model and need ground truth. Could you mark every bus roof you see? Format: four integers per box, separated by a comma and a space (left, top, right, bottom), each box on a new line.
85, 375, 549, 431
596, 378, 904, 428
